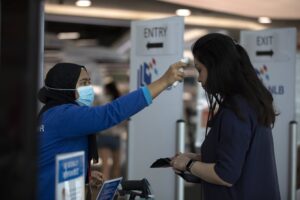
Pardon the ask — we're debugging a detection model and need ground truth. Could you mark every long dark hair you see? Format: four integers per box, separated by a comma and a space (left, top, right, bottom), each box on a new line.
192, 33, 277, 127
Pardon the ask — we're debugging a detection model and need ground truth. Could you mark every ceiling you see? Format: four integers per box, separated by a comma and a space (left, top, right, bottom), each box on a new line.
45, 21, 128, 47
44, 0, 300, 44
43, 0, 300, 84
159, 0, 300, 20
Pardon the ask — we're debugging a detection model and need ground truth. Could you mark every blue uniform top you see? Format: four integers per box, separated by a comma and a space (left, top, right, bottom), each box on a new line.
201, 95, 280, 200
38, 87, 152, 200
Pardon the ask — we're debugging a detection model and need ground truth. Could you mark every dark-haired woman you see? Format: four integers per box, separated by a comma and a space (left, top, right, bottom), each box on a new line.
37, 62, 186, 200
170, 33, 280, 200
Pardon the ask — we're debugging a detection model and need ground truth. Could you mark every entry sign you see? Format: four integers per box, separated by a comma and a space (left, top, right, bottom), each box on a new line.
136, 24, 178, 56
240, 28, 297, 200
129, 16, 184, 200
55, 151, 85, 200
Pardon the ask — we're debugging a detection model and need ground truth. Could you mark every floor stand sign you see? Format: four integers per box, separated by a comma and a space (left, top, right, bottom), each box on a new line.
240, 28, 297, 200
129, 16, 184, 200
55, 151, 85, 200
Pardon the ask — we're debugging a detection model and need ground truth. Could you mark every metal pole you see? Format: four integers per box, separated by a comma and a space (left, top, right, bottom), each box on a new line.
289, 121, 298, 200
38, 0, 45, 112
176, 119, 185, 200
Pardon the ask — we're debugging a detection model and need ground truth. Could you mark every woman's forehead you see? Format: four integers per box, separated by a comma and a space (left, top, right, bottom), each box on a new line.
79, 68, 90, 79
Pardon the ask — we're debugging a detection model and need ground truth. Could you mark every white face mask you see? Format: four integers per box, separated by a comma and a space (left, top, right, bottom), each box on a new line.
76, 85, 95, 107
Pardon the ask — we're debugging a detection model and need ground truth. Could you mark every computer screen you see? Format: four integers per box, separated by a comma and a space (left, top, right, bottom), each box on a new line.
96, 177, 123, 200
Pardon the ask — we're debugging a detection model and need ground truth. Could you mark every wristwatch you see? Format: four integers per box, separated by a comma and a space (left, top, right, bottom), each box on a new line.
186, 159, 196, 173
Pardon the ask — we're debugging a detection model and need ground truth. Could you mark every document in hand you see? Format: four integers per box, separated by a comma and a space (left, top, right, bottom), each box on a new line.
150, 157, 202, 183
150, 158, 171, 168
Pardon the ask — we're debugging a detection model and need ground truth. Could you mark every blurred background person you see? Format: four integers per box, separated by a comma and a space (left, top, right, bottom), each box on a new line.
97, 81, 124, 180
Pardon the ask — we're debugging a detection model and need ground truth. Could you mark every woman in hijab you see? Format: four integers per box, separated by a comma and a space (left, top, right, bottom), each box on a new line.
37, 62, 186, 200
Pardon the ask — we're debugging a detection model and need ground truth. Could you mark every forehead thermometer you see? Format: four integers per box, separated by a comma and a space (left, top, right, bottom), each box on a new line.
171, 57, 189, 88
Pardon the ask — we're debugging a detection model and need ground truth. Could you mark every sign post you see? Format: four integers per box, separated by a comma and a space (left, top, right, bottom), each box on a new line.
55, 151, 85, 200
240, 28, 297, 200
129, 16, 184, 200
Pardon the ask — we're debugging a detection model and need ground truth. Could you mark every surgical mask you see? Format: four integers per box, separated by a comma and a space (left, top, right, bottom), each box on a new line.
76, 85, 95, 107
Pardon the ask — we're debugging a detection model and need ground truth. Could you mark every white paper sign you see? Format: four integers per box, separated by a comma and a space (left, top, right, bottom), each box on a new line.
55, 151, 85, 200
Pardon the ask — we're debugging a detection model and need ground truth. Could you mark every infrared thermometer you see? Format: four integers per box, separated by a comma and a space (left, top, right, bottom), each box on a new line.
171, 57, 189, 88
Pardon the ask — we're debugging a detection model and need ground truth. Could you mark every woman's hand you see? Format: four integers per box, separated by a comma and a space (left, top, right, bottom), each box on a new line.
182, 152, 201, 161
160, 61, 187, 87
147, 61, 187, 99
89, 170, 104, 189
170, 153, 190, 171
171, 154, 233, 187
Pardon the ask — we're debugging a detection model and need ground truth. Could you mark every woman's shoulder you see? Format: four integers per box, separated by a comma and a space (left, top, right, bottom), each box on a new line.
225, 95, 254, 112
221, 95, 257, 124
40, 103, 79, 120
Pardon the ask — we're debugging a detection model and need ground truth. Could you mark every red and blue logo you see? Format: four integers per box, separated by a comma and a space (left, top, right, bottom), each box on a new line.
255, 64, 285, 95
255, 65, 270, 82
137, 58, 159, 87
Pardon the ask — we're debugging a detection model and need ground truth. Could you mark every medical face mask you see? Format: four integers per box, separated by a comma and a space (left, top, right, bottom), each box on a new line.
44, 85, 95, 106
76, 85, 95, 107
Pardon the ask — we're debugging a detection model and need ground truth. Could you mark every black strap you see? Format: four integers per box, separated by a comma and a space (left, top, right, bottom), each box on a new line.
176, 171, 202, 183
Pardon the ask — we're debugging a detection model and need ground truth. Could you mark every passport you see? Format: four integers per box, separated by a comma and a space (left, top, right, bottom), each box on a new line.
150, 158, 171, 168
150, 157, 202, 183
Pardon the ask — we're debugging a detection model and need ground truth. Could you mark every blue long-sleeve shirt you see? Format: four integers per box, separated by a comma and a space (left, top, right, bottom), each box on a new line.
38, 87, 152, 200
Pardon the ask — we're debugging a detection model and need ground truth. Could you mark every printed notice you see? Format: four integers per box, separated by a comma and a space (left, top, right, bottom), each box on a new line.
56, 151, 85, 200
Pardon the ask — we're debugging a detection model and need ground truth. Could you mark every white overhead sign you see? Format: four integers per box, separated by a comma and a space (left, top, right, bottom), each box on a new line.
136, 23, 180, 55
129, 16, 184, 200
242, 29, 294, 63
241, 28, 297, 200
